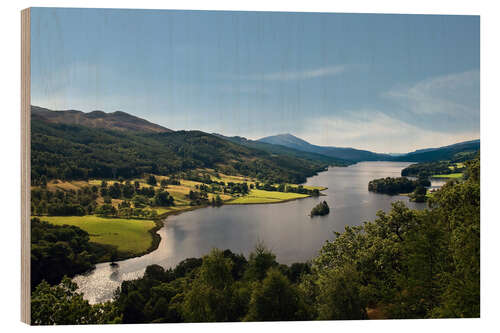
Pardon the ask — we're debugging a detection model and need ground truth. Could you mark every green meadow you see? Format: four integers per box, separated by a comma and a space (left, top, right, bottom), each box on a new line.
40, 215, 156, 255
431, 173, 463, 179
228, 189, 309, 204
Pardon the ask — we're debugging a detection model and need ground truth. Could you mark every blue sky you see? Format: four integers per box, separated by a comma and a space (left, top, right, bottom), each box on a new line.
30, 8, 479, 153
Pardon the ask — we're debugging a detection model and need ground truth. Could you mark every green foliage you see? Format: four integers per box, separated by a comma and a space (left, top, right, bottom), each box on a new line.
410, 185, 427, 202
244, 243, 278, 281
31, 218, 113, 288
188, 190, 209, 206
211, 194, 223, 207
316, 265, 367, 320
31, 277, 121, 325
401, 152, 477, 178
32, 156, 480, 323
368, 177, 428, 195
245, 268, 308, 321
31, 119, 331, 185
182, 249, 237, 322
311, 156, 480, 319
393, 141, 479, 163
402, 161, 455, 177
40, 215, 157, 257
310, 201, 330, 216
31, 187, 96, 216
147, 175, 157, 186
153, 189, 175, 207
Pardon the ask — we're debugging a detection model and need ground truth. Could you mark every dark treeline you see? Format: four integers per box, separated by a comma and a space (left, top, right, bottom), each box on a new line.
401, 161, 455, 177
31, 120, 330, 186
31, 157, 480, 324
31, 186, 97, 216
31, 179, 175, 219
401, 151, 477, 177
368, 177, 430, 195
31, 218, 114, 289
254, 182, 320, 196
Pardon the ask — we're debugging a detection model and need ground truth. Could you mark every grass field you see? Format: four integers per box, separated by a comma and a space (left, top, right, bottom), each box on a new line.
40, 215, 156, 255
288, 184, 327, 191
39, 170, 326, 219
432, 173, 463, 179
448, 162, 465, 171
228, 189, 309, 204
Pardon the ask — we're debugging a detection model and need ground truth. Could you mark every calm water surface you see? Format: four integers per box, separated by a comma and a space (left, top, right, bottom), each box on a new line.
74, 161, 433, 303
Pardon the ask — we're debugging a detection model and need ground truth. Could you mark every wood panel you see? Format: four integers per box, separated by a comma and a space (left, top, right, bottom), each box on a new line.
21, 7, 31, 325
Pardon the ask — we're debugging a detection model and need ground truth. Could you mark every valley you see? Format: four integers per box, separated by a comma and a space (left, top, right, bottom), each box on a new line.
28, 106, 481, 322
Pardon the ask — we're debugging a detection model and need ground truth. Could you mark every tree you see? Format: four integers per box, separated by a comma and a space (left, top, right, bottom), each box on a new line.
310, 201, 329, 216
154, 190, 174, 207
411, 185, 427, 202
95, 204, 117, 216
122, 182, 135, 199
133, 195, 149, 208
245, 268, 307, 321
31, 218, 100, 288
40, 175, 47, 189
147, 175, 157, 186
429, 157, 480, 318
31, 277, 120, 325
315, 265, 367, 320
244, 243, 278, 281
122, 290, 147, 323
182, 249, 236, 322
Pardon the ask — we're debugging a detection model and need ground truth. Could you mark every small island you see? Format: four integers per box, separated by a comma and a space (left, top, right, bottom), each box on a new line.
368, 176, 430, 195
310, 201, 330, 217
368, 176, 431, 202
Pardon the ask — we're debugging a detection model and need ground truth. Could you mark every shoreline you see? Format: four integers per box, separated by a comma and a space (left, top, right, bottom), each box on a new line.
226, 191, 327, 206
93, 187, 329, 266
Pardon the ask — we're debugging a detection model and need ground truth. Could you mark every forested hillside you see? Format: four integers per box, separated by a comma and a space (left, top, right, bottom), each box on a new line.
394, 140, 479, 162
31, 117, 331, 185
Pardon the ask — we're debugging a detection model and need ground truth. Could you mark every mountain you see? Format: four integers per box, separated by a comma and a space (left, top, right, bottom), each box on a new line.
31, 109, 331, 184
31, 106, 172, 133
213, 134, 351, 166
258, 133, 391, 162
394, 139, 480, 162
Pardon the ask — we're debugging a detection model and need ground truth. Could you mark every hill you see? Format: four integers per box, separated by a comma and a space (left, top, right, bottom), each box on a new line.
213, 134, 350, 166
31, 106, 172, 133
394, 139, 480, 162
31, 110, 330, 185
258, 133, 391, 162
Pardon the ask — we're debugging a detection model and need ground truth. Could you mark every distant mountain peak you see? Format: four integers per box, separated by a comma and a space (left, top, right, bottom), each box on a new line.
31, 106, 172, 133
258, 133, 390, 162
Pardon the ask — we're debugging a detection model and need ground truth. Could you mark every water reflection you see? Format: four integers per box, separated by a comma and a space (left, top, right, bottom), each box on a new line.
74, 161, 436, 303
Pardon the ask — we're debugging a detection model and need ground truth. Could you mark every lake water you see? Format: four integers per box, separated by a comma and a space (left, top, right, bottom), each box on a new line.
74, 161, 432, 303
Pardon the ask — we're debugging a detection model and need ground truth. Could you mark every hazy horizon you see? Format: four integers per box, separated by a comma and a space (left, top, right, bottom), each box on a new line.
30, 8, 480, 153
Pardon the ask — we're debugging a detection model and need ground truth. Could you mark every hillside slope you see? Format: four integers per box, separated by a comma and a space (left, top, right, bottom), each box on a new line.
258, 133, 391, 162
213, 134, 350, 166
394, 140, 480, 162
31, 114, 330, 185
31, 106, 172, 133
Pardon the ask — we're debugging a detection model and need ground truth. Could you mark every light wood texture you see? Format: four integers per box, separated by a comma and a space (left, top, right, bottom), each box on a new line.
21, 7, 31, 325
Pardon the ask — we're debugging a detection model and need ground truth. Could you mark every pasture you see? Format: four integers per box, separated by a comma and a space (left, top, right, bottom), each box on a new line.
228, 189, 308, 204
432, 173, 463, 179
39, 215, 156, 255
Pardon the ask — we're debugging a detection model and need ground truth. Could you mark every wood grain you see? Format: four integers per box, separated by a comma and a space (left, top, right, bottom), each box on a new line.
21, 7, 31, 325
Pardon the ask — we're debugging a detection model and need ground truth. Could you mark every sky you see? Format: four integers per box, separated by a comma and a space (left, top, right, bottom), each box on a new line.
30, 8, 480, 153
